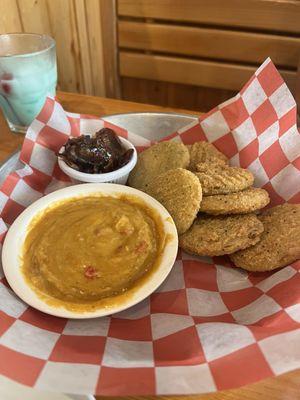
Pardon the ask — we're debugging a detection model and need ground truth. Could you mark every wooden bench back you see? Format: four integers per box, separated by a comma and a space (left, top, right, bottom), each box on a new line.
117, 0, 300, 110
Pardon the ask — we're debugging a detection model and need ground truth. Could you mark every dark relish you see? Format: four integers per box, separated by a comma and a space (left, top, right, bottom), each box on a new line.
58, 128, 133, 174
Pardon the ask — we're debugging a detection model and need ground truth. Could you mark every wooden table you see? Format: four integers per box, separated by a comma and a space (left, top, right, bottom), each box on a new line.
0, 91, 299, 400
0, 91, 198, 163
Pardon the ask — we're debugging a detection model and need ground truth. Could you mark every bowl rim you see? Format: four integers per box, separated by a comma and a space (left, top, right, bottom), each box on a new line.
1, 183, 178, 319
58, 136, 137, 182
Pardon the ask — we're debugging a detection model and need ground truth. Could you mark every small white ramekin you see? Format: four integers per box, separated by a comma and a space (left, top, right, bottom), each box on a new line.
58, 136, 137, 184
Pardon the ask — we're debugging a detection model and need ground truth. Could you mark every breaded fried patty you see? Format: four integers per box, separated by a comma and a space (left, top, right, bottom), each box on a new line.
146, 168, 202, 234
179, 214, 264, 256
195, 162, 254, 195
230, 204, 300, 271
128, 141, 190, 191
186, 141, 228, 170
200, 188, 270, 215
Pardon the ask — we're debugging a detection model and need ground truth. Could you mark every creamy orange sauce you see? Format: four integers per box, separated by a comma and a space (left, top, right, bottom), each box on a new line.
21, 194, 167, 312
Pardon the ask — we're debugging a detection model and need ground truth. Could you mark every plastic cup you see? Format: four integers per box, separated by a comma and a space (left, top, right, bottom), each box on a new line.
0, 33, 57, 133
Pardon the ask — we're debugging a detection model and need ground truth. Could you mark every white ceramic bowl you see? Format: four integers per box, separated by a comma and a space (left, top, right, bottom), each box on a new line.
2, 183, 178, 319
58, 136, 137, 184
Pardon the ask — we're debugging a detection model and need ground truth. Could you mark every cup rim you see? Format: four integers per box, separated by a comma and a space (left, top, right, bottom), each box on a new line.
0, 33, 56, 59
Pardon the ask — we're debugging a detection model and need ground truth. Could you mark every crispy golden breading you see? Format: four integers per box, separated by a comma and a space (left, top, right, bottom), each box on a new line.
195, 162, 254, 195
186, 141, 228, 170
230, 204, 300, 271
128, 141, 190, 191
200, 187, 270, 215
179, 214, 264, 256
146, 168, 202, 234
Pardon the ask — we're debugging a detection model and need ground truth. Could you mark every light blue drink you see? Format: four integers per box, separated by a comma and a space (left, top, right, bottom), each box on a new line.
0, 34, 57, 133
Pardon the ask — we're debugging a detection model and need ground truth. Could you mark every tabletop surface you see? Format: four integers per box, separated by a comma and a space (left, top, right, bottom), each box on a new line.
0, 91, 299, 400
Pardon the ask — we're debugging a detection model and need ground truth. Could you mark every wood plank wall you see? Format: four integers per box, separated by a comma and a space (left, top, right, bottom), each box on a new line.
1, 0, 300, 113
118, 0, 300, 112
0, 0, 109, 97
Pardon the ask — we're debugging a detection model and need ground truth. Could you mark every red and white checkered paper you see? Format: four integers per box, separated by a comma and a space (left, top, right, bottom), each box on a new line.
0, 58, 300, 396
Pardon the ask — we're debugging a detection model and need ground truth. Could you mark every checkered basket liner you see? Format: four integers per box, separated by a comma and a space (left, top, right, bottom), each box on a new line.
0, 58, 299, 396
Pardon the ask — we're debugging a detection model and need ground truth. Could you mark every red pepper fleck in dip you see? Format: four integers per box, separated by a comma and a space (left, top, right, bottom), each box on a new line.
84, 266, 99, 279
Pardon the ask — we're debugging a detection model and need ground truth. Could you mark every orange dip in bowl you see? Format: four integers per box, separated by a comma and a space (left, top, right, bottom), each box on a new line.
21, 195, 167, 311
